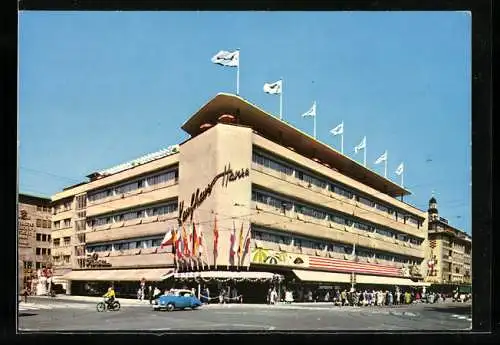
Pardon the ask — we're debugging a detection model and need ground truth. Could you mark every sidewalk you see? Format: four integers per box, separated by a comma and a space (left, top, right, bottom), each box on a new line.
28, 295, 152, 306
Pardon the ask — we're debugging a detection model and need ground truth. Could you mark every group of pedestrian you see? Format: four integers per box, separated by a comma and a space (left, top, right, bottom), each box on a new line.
139, 285, 162, 304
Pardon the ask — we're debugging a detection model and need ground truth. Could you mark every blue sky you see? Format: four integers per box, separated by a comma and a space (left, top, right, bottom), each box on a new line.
18, 11, 471, 233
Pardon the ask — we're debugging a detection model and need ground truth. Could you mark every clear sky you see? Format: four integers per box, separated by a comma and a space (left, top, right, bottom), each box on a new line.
18, 11, 471, 234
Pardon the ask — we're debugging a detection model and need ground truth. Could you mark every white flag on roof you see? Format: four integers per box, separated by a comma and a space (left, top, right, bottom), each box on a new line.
354, 136, 366, 154
374, 151, 388, 164
395, 162, 404, 175
263, 80, 282, 95
211, 50, 239, 67
330, 122, 344, 136
302, 101, 316, 117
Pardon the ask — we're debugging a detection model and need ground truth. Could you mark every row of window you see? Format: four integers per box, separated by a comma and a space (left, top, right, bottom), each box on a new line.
252, 151, 423, 227
35, 247, 51, 256
36, 233, 51, 242
52, 255, 71, 264
53, 236, 71, 246
88, 202, 178, 227
53, 201, 72, 214
86, 236, 163, 252
53, 218, 71, 229
252, 190, 423, 245
23, 261, 54, 269
36, 206, 51, 213
252, 228, 420, 264
35, 219, 51, 229
87, 169, 178, 203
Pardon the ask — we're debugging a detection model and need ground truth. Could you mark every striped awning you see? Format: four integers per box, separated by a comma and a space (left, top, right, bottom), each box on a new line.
292, 269, 351, 283
173, 271, 277, 280
62, 268, 173, 282
355, 274, 427, 286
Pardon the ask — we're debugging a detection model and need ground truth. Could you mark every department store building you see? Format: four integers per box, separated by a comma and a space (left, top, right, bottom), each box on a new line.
51, 93, 430, 299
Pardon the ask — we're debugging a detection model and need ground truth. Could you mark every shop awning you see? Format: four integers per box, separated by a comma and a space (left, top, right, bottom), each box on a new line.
173, 271, 277, 281
292, 269, 351, 283
355, 274, 428, 286
62, 268, 174, 282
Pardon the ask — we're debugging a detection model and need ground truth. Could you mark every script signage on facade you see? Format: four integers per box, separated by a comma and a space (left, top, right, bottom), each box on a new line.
178, 163, 250, 224
18, 209, 34, 248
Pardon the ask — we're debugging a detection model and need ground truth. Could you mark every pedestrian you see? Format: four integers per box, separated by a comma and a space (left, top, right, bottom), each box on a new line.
267, 287, 272, 304
395, 290, 400, 305
23, 286, 28, 303
388, 291, 393, 306
148, 285, 153, 304
153, 286, 161, 299
324, 291, 330, 302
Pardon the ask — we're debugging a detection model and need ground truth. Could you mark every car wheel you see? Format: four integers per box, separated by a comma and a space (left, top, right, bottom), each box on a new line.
166, 303, 175, 312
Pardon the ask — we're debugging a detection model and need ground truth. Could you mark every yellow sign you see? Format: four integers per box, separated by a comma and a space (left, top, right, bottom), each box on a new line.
251, 248, 309, 267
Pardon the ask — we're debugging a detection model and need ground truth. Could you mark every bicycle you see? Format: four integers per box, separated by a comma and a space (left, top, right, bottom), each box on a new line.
96, 299, 121, 312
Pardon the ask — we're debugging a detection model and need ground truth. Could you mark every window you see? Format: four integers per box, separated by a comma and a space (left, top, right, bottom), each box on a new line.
63, 255, 70, 263
47, 235, 51, 242
54, 221, 60, 229
35, 262, 42, 269
41, 248, 47, 255
64, 219, 71, 228
115, 181, 138, 194
252, 152, 294, 175
152, 204, 177, 216
330, 184, 353, 199
375, 203, 388, 213
63, 237, 71, 245
36, 233, 41, 241
36, 219, 42, 227
375, 228, 393, 238
42, 234, 47, 242
146, 170, 177, 186
37, 206, 42, 212
297, 170, 327, 189
76, 194, 87, 210
358, 196, 374, 208
53, 238, 60, 246
298, 205, 326, 220
64, 201, 72, 211
36, 248, 41, 255
152, 238, 162, 247
88, 189, 112, 203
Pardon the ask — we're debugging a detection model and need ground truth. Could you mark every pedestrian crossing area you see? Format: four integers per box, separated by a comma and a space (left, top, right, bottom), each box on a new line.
451, 314, 472, 322
18, 302, 92, 312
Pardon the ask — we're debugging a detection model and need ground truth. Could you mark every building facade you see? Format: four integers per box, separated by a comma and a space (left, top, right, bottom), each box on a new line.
18, 193, 53, 292
425, 197, 472, 285
54, 93, 430, 299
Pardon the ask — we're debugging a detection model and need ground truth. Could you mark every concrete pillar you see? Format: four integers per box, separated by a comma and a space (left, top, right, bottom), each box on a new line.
66, 280, 72, 295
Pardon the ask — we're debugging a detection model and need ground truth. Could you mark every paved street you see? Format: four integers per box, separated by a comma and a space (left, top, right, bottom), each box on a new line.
18, 298, 472, 331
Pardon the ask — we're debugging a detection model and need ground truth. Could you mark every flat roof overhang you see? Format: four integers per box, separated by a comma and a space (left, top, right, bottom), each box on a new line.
182, 93, 411, 198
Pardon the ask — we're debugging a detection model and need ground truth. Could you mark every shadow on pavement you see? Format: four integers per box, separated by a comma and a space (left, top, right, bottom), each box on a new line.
425, 305, 471, 314
19, 312, 37, 317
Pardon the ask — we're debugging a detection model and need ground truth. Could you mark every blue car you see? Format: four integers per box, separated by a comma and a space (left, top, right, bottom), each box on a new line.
153, 289, 202, 312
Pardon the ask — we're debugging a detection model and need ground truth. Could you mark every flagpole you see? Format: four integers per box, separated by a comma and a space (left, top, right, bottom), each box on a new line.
313, 115, 316, 139
384, 151, 388, 178
236, 49, 240, 95
341, 128, 344, 154
279, 79, 283, 120
363, 138, 367, 166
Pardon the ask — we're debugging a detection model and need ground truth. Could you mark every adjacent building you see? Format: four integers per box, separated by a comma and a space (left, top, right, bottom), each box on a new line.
425, 196, 472, 285
53, 93, 431, 300
18, 193, 53, 292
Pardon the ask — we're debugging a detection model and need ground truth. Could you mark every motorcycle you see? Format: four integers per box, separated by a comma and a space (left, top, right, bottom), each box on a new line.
96, 299, 121, 312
